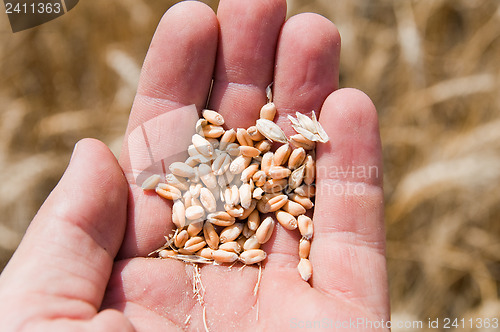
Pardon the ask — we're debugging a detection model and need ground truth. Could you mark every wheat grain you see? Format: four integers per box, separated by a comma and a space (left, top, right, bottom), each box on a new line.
297, 258, 313, 281
154, 102, 330, 284
202, 109, 225, 126
256, 119, 287, 143
141, 174, 161, 190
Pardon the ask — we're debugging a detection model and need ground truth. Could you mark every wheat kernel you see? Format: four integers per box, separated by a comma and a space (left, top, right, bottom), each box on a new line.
219, 241, 242, 254
225, 142, 240, 157
254, 139, 272, 153
261, 152, 274, 175
294, 184, 316, 197
165, 174, 190, 192
220, 223, 244, 243
172, 200, 186, 229
242, 223, 255, 238
269, 166, 292, 179
290, 134, 316, 150
159, 249, 176, 258
195, 118, 208, 136
274, 144, 292, 166
156, 183, 182, 200
169, 162, 195, 178
225, 204, 244, 218
267, 194, 289, 212
297, 258, 312, 281
256, 119, 287, 143
247, 125, 266, 141
255, 216, 275, 244
304, 155, 315, 185
192, 134, 214, 157
177, 248, 195, 255
184, 156, 199, 167
197, 164, 217, 190
203, 221, 219, 249
275, 210, 298, 230
229, 155, 251, 175
219, 128, 236, 150
288, 165, 305, 190
238, 199, 257, 220
200, 187, 217, 213
243, 235, 261, 250
196, 247, 214, 259
252, 170, 267, 187
174, 229, 189, 248
212, 152, 231, 175
183, 191, 193, 208
207, 211, 236, 227
187, 144, 198, 157
185, 205, 205, 220
298, 215, 314, 240
189, 183, 202, 197
259, 102, 277, 121
288, 147, 306, 170
239, 249, 267, 265
247, 209, 261, 231
239, 145, 261, 158
288, 193, 314, 209
299, 238, 311, 259
184, 236, 206, 252
236, 128, 253, 146
212, 249, 239, 263
187, 220, 204, 237
282, 200, 307, 216
239, 183, 252, 209
141, 174, 161, 190
240, 163, 259, 182
202, 109, 225, 126
236, 235, 247, 249
207, 137, 219, 149
263, 178, 288, 193
252, 187, 265, 199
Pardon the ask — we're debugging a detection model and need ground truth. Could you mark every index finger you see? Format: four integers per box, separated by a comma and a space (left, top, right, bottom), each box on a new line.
118, 2, 218, 258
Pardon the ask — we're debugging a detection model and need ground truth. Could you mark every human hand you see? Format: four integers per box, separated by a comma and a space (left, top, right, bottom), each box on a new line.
0, 0, 389, 331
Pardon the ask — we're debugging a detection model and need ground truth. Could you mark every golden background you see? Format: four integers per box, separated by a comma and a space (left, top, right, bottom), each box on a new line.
1, 0, 500, 329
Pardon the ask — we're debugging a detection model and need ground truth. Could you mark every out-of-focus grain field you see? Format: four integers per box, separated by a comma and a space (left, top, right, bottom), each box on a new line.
1, 0, 499, 329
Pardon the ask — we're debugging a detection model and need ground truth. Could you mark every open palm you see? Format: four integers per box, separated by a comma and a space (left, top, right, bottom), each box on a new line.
0, 0, 388, 331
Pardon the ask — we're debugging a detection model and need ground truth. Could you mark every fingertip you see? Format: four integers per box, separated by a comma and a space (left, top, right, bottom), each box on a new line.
283, 12, 341, 51
161, 0, 218, 30
274, 12, 340, 125
137, 0, 218, 104
321, 88, 378, 126
318, 88, 382, 187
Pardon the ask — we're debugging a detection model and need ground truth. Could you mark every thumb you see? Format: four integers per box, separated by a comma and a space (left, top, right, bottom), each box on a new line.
0, 138, 131, 330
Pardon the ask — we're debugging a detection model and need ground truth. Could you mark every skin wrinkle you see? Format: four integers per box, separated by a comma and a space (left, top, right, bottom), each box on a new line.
28, 232, 110, 309
104, 259, 195, 320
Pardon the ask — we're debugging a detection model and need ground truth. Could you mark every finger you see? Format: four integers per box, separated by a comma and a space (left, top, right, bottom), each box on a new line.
273, 13, 341, 137
0, 139, 132, 329
264, 13, 341, 270
118, 2, 218, 257
312, 88, 389, 319
209, 0, 287, 128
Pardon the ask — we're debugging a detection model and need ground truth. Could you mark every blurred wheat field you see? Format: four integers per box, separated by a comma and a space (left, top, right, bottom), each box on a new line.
1, 0, 500, 329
